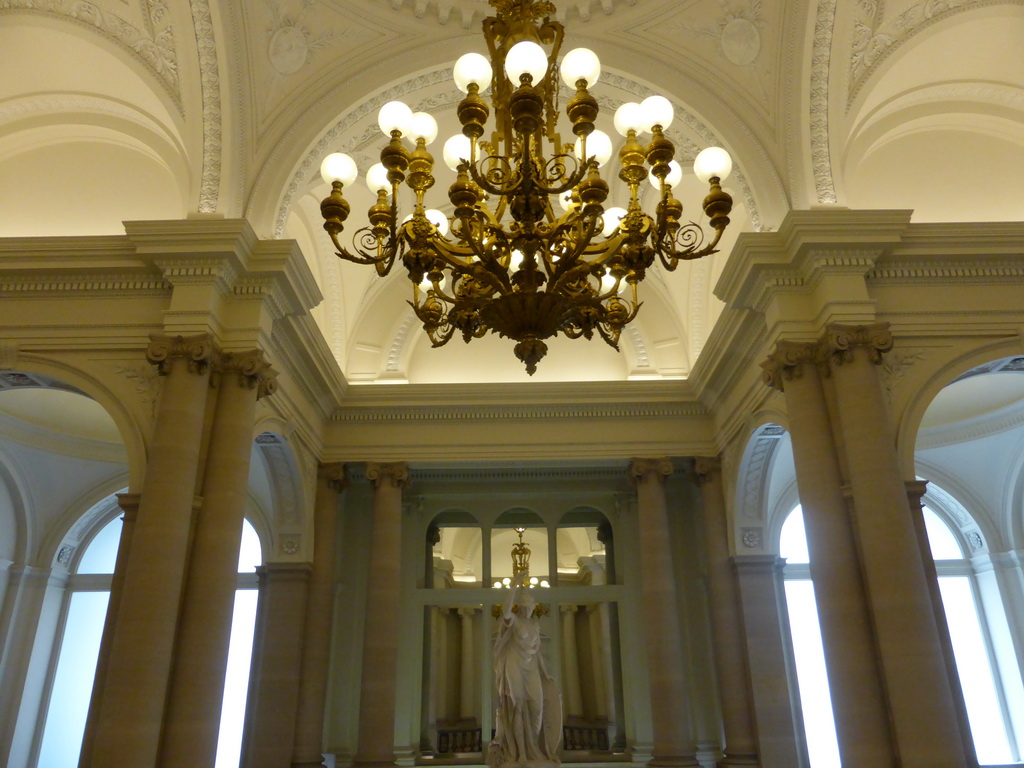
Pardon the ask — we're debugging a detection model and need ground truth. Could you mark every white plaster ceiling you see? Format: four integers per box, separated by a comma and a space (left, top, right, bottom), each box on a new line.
0, 0, 1021, 385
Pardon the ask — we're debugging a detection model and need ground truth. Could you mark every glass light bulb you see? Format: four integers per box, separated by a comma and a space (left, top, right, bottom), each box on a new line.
601, 206, 626, 237
504, 41, 548, 84
613, 102, 645, 136
574, 129, 613, 167
502, 577, 511, 585
425, 208, 450, 237
648, 160, 683, 191
560, 47, 601, 88
419, 273, 447, 292
558, 192, 575, 213
320, 153, 358, 186
693, 146, 733, 182
378, 100, 414, 136
530, 576, 539, 585
493, 580, 502, 588
509, 249, 525, 270
453, 52, 492, 93
640, 95, 674, 131
540, 580, 550, 588
443, 134, 472, 171
410, 112, 439, 145
365, 162, 390, 193
601, 272, 625, 294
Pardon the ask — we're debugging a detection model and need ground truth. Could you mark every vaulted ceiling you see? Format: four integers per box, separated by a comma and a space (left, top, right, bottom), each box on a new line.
1, 0, 1022, 384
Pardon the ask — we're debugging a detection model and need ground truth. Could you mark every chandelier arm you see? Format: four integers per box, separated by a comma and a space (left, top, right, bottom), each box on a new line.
532, 155, 591, 196
329, 228, 400, 276
466, 155, 521, 197
657, 223, 726, 271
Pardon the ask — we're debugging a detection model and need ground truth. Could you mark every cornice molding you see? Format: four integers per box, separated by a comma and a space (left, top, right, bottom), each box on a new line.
332, 400, 706, 424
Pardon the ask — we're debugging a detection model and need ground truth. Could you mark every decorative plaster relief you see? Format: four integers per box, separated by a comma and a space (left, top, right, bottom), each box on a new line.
966, 530, 984, 552
190, 0, 221, 213
740, 526, 763, 548
666, 1, 765, 67
880, 347, 926, 406
279, 535, 301, 555
382, 0, 635, 28
0, 0, 180, 106
848, 0, 1023, 105
266, 0, 338, 75
810, 0, 838, 204
112, 363, 162, 421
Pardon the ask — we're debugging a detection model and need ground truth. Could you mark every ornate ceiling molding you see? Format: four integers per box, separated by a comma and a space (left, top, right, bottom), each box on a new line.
810, 0, 837, 204
381, 0, 636, 29
332, 400, 706, 423
0, 1, 181, 111
190, 0, 222, 213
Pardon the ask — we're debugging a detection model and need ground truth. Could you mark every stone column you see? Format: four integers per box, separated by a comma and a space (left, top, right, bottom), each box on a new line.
629, 458, 698, 766
731, 556, 804, 768
355, 462, 410, 768
584, 605, 608, 720
596, 524, 626, 750
761, 342, 894, 765
560, 605, 583, 717
821, 324, 973, 765
84, 334, 214, 768
78, 494, 139, 764
242, 562, 313, 768
292, 463, 348, 768
692, 458, 761, 767
159, 349, 275, 768
458, 608, 476, 720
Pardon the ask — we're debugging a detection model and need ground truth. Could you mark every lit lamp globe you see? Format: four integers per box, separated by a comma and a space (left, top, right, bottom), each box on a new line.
648, 160, 683, 191
410, 112, 439, 145
442, 134, 472, 171
640, 95, 674, 131
378, 100, 414, 136
613, 102, 645, 136
424, 208, 450, 237
320, 152, 358, 186
453, 52, 492, 93
574, 129, 613, 167
366, 163, 390, 193
560, 47, 601, 87
601, 206, 627, 237
693, 146, 733, 183
504, 40, 548, 84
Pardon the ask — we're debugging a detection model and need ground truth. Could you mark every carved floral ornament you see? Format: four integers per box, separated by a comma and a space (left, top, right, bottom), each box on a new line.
761, 322, 895, 391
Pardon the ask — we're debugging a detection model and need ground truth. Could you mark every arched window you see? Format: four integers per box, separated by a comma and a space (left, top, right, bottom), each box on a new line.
781, 501, 1023, 765
32, 508, 263, 768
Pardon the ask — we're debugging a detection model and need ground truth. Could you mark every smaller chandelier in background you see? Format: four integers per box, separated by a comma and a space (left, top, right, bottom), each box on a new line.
320, 0, 733, 374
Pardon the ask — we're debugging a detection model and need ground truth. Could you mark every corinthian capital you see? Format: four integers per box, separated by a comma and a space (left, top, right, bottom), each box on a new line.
760, 340, 819, 391
146, 334, 215, 375
820, 322, 893, 368
629, 457, 674, 485
366, 462, 410, 489
692, 456, 722, 486
318, 462, 349, 494
216, 349, 277, 398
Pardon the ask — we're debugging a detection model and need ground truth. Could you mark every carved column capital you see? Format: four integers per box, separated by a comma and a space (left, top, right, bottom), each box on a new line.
560, 604, 578, 616
820, 322, 893, 369
146, 333, 216, 375
692, 456, 722, 486
761, 340, 819, 391
457, 607, 477, 618
215, 349, 277, 398
318, 462, 349, 494
366, 461, 410, 489
628, 457, 674, 485
116, 492, 142, 524
905, 479, 929, 509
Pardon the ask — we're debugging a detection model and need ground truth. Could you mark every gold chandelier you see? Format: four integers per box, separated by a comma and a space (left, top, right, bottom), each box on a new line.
319, 0, 734, 374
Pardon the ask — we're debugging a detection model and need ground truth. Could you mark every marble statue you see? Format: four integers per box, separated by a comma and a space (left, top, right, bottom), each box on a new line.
489, 571, 561, 768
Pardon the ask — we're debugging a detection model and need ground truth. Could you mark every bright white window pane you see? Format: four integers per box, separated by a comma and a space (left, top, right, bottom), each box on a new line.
779, 505, 809, 564
784, 580, 841, 768
77, 516, 123, 574
923, 507, 964, 560
938, 576, 1013, 764
36, 591, 109, 766
237, 518, 262, 572
215, 589, 259, 768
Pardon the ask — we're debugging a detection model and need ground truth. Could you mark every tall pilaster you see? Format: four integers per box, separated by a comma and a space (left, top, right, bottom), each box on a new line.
560, 605, 583, 717
761, 342, 895, 765
293, 463, 348, 768
822, 323, 973, 765
692, 458, 761, 767
84, 334, 214, 768
458, 608, 477, 720
355, 462, 410, 768
243, 562, 314, 768
629, 458, 698, 767
159, 349, 276, 768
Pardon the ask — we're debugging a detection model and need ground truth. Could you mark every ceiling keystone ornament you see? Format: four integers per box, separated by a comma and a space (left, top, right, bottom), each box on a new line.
318, 0, 735, 374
